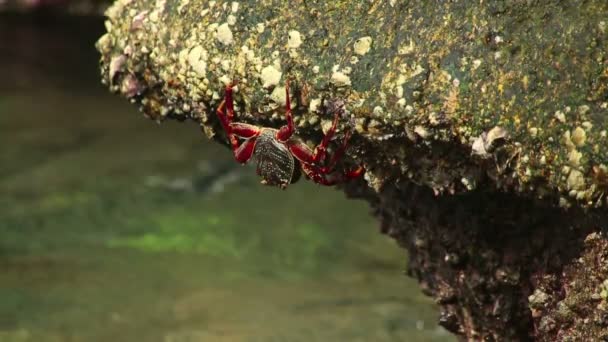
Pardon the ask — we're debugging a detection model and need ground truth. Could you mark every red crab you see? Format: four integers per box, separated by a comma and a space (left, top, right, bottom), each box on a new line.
215, 81, 364, 188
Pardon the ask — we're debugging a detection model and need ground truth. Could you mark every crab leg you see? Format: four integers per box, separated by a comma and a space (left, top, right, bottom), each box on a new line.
288, 130, 364, 175
301, 163, 364, 186
313, 109, 341, 164
216, 84, 260, 164
343, 165, 365, 178
276, 79, 346, 168
230, 123, 261, 138
215, 85, 239, 149
287, 109, 343, 169
301, 164, 339, 186
318, 129, 353, 173
276, 80, 295, 142
232, 138, 258, 163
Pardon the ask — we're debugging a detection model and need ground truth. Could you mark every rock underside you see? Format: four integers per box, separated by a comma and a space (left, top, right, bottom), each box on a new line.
96, 0, 608, 340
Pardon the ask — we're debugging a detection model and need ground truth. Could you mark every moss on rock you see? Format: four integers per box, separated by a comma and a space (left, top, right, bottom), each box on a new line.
97, 0, 608, 208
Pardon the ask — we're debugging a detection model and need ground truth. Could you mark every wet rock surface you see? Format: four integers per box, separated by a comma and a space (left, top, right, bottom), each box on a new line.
96, 0, 608, 340
344, 181, 608, 340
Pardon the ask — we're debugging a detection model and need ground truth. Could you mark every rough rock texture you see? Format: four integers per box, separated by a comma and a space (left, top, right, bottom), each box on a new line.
344, 181, 608, 341
96, 0, 608, 340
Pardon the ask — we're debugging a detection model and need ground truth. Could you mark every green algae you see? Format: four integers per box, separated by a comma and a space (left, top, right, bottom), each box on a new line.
0, 87, 452, 341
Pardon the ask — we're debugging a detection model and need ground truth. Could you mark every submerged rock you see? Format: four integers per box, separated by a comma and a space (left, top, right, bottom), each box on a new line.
97, 0, 608, 340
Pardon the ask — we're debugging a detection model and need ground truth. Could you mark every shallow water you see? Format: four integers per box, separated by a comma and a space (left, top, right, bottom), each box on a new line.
0, 15, 453, 342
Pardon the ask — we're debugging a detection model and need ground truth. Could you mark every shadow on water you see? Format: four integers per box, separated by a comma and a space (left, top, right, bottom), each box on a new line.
0, 14, 454, 342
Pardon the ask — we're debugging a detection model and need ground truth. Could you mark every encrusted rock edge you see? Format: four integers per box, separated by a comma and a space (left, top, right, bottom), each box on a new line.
96, 0, 608, 211
344, 180, 608, 340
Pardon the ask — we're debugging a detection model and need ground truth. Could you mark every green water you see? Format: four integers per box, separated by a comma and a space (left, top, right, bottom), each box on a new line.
0, 16, 453, 342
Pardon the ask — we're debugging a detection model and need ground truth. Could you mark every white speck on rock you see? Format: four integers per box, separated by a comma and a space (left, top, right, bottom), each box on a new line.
309, 98, 322, 113
373, 106, 384, 116
207, 23, 219, 32
220, 59, 232, 72
216, 23, 233, 45
578, 105, 590, 115
260, 65, 282, 88
149, 10, 159, 22
178, 48, 189, 67
321, 119, 334, 134
109, 55, 126, 84
218, 74, 231, 85
582, 121, 593, 130
567, 169, 585, 191
270, 86, 287, 106
486, 126, 508, 144
562, 131, 576, 151
188, 45, 204, 63
287, 30, 303, 49
568, 149, 582, 167
395, 85, 404, 98
353, 36, 372, 55
405, 105, 414, 115
472, 59, 482, 70
528, 127, 538, 137
472, 126, 509, 158
398, 39, 416, 55
414, 126, 430, 139
571, 127, 587, 147
396, 98, 406, 109
330, 71, 351, 87
554, 110, 566, 123
190, 58, 207, 76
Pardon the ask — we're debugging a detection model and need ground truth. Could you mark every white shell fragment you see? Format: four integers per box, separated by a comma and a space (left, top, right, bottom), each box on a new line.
471, 126, 509, 159
287, 30, 303, 49
216, 23, 234, 45
353, 36, 372, 55
260, 65, 282, 88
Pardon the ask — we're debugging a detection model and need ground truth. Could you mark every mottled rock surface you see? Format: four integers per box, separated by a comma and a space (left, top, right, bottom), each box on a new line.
344, 180, 608, 341
96, 0, 608, 340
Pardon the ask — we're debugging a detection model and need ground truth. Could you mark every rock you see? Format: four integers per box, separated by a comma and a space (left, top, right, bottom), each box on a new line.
96, 0, 608, 209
